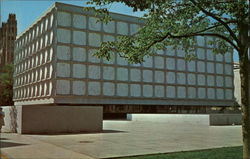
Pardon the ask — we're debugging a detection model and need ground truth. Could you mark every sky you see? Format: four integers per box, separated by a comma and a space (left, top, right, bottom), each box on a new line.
1, 0, 239, 61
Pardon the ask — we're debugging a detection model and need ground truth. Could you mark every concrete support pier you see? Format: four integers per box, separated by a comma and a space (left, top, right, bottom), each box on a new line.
1, 105, 103, 134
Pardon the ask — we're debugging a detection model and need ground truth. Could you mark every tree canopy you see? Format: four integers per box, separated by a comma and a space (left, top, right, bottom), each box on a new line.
87, 0, 249, 64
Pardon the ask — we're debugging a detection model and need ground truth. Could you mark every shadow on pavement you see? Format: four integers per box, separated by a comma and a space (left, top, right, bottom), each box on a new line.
0, 141, 29, 148
22, 129, 128, 136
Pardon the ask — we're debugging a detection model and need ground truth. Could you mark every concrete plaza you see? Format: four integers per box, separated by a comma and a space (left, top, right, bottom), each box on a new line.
0, 120, 242, 159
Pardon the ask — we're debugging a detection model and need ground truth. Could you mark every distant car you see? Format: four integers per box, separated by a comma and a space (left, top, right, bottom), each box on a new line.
0, 108, 4, 132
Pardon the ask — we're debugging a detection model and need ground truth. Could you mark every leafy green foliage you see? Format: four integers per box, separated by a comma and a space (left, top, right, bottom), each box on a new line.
0, 64, 14, 106
87, 0, 248, 64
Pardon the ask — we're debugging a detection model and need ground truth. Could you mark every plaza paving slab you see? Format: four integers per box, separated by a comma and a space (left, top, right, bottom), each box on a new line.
0, 120, 242, 159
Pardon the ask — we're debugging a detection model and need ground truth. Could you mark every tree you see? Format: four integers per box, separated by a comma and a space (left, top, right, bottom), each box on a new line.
86, 0, 250, 158
0, 64, 14, 106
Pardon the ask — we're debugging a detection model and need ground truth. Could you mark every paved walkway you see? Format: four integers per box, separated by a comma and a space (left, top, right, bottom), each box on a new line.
0, 120, 242, 159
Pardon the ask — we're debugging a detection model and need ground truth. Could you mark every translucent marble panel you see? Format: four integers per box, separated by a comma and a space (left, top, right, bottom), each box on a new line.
117, 21, 129, 35
130, 69, 141, 82
176, 49, 185, 57
88, 65, 100, 79
103, 66, 115, 80
103, 35, 115, 42
73, 47, 86, 62
207, 49, 214, 61
57, 63, 70, 77
166, 58, 175, 70
155, 85, 164, 97
216, 88, 224, 99
197, 48, 205, 59
103, 82, 115, 96
143, 85, 153, 97
224, 52, 232, 63
207, 62, 214, 73
72, 81, 85, 95
88, 49, 101, 63
177, 87, 186, 98
57, 29, 71, 43
143, 70, 153, 82
57, 11, 71, 27
225, 89, 233, 100
216, 54, 223, 62
73, 31, 86, 45
177, 73, 186, 84
197, 74, 205, 86
88, 33, 101, 47
177, 59, 185, 71
187, 87, 196, 99
130, 84, 141, 97
207, 88, 215, 99
88, 81, 101, 95
73, 64, 86, 78
143, 57, 153, 68
197, 61, 205, 72
154, 56, 164, 69
57, 45, 71, 60
187, 73, 196, 85
73, 14, 86, 29
216, 76, 224, 87
56, 80, 70, 95
154, 71, 164, 83
103, 21, 115, 33
156, 50, 164, 55
216, 63, 223, 74
89, 17, 101, 31
166, 72, 175, 84
117, 67, 128, 81
198, 88, 206, 99
117, 55, 128, 66
225, 64, 232, 75
225, 76, 233, 88
117, 83, 128, 96
196, 36, 205, 46
165, 46, 175, 56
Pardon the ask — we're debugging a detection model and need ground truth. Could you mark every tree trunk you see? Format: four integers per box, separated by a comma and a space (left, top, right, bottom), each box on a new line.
239, 48, 250, 159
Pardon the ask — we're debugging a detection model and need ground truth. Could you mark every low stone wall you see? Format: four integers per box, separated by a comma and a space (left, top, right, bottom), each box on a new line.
209, 114, 242, 125
127, 114, 210, 126
1, 105, 103, 134
127, 113, 242, 126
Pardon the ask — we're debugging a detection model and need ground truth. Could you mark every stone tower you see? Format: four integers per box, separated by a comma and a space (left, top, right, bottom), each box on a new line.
0, 14, 17, 67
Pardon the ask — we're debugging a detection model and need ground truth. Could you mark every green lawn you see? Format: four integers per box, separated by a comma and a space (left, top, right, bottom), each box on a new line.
113, 146, 242, 159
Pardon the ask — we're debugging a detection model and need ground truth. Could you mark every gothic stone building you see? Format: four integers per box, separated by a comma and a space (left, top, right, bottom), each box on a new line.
0, 14, 17, 67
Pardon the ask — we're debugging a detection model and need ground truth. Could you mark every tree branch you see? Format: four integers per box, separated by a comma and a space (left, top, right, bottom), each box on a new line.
145, 32, 239, 52
190, 0, 240, 47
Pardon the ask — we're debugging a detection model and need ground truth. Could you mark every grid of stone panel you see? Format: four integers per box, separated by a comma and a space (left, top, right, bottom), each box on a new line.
54, 9, 234, 101
13, 12, 55, 101
13, 3, 234, 104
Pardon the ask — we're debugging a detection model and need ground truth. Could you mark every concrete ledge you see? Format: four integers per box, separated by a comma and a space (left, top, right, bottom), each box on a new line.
127, 114, 242, 126
127, 114, 210, 126
209, 114, 242, 125
1, 105, 103, 134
